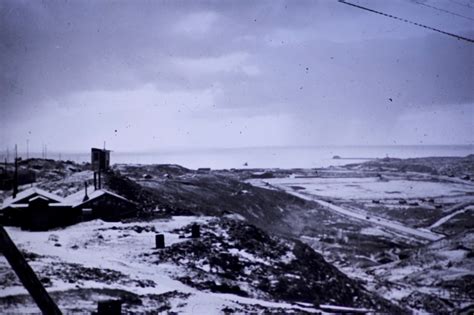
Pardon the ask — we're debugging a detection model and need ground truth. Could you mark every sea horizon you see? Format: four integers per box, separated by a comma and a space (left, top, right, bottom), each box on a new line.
5, 144, 473, 170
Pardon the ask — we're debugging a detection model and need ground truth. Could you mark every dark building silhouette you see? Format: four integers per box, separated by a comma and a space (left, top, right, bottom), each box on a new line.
0, 188, 80, 230
91, 148, 111, 171
20, 197, 81, 231
1, 185, 136, 230
65, 187, 137, 222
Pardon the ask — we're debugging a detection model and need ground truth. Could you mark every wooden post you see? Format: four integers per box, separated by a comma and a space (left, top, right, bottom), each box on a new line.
13, 154, 18, 198
0, 226, 62, 314
191, 224, 200, 238
155, 234, 165, 249
83, 182, 89, 202
97, 300, 122, 315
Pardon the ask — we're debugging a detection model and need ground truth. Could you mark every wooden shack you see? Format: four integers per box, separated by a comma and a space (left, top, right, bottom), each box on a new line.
0, 188, 81, 230
65, 187, 137, 221
1, 184, 136, 230
20, 196, 81, 231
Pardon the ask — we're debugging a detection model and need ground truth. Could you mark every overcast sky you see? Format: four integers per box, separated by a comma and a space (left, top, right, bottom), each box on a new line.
1, 0, 473, 153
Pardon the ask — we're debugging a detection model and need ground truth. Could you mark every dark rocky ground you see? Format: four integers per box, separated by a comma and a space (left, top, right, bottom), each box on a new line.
107, 164, 340, 238
143, 218, 403, 313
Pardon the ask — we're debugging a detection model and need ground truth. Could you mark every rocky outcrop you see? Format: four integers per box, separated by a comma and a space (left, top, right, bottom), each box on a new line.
148, 218, 403, 313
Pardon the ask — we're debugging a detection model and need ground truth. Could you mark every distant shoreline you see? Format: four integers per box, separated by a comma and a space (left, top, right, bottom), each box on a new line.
1, 145, 473, 170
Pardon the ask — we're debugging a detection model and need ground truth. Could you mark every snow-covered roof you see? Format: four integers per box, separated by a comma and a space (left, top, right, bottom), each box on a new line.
29, 195, 50, 203
4, 204, 28, 209
2, 188, 66, 209
2, 186, 132, 211
64, 187, 131, 207
63, 186, 95, 205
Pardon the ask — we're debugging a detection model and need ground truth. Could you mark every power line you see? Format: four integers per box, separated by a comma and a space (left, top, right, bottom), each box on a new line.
338, 0, 474, 44
412, 0, 474, 22
448, 0, 474, 10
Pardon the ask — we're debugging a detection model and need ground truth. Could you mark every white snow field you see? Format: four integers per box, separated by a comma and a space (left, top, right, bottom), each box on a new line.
259, 176, 474, 200
0, 216, 322, 314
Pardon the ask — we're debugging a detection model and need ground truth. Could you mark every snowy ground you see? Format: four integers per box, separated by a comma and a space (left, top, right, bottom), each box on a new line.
249, 171, 474, 234
0, 216, 322, 314
249, 178, 445, 241
247, 171, 474, 313
2, 157, 472, 313
254, 176, 474, 200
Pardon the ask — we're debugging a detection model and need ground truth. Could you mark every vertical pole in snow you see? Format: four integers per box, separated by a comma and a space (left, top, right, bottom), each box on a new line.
155, 234, 165, 248
191, 224, 200, 238
0, 226, 62, 314
13, 145, 18, 198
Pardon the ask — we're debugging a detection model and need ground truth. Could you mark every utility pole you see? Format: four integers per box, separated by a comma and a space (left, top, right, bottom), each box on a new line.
26, 139, 29, 160
42, 144, 48, 159
13, 145, 18, 198
13, 144, 18, 198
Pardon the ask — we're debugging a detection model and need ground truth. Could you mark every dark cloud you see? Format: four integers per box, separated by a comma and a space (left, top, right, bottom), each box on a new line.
0, 0, 473, 148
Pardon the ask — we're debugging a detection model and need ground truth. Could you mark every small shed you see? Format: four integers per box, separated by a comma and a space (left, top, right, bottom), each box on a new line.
20, 196, 80, 231
91, 148, 111, 171
65, 188, 136, 221
1, 188, 80, 230
1, 182, 137, 230
2, 188, 65, 207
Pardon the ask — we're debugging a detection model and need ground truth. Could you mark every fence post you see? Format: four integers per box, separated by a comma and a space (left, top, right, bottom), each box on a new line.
155, 234, 165, 249
0, 226, 62, 314
191, 224, 200, 238
96, 300, 122, 315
